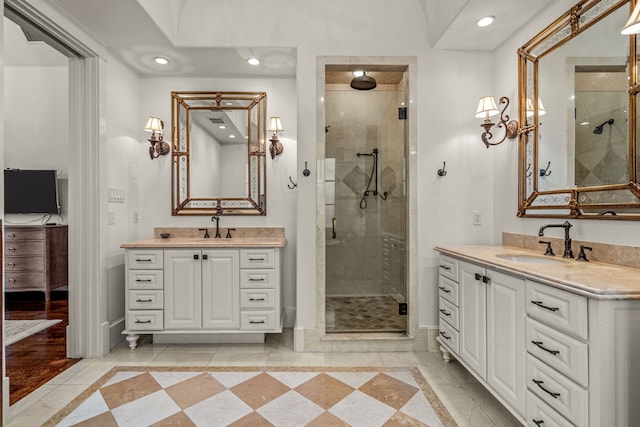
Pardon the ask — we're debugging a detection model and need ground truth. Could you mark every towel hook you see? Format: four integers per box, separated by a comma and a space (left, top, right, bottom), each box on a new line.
437, 161, 447, 177
303, 161, 311, 177
287, 176, 297, 189
539, 161, 552, 177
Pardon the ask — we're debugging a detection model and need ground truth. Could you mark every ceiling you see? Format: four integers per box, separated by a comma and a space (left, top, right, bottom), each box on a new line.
5, 0, 557, 75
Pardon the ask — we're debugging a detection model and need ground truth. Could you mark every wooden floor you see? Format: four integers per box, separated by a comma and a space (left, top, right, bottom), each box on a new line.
5, 290, 80, 405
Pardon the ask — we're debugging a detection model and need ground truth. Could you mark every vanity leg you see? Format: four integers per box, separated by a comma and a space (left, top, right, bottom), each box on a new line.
439, 345, 452, 363
126, 334, 140, 350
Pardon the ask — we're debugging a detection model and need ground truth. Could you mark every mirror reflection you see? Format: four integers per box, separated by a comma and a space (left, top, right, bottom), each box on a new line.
171, 91, 267, 216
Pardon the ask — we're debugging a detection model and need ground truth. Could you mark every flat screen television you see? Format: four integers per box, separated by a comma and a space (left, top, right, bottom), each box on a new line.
4, 169, 61, 214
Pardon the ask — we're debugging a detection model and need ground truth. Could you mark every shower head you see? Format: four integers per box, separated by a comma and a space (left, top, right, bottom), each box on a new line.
350, 72, 377, 90
593, 118, 614, 134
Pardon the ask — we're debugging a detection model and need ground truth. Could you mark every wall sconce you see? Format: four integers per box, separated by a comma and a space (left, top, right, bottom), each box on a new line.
526, 97, 546, 118
621, 2, 640, 34
474, 96, 519, 148
268, 116, 284, 159
144, 116, 170, 160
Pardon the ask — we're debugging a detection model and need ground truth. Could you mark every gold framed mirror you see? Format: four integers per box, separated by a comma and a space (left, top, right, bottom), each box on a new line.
171, 91, 267, 216
518, 0, 640, 219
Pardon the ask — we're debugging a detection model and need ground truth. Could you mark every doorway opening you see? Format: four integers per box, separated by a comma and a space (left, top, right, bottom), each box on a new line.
324, 64, 408, 333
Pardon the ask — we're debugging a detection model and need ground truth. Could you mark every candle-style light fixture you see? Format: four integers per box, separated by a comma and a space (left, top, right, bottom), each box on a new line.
144, 117, 170, 160
267, 116, 284, 159
474, 96, 519, 148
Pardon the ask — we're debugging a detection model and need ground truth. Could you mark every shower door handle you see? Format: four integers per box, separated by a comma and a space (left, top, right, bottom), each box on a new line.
332, 217, 337, 239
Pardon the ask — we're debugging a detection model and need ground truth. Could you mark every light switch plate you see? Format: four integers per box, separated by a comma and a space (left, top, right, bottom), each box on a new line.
108, 188, 125, 203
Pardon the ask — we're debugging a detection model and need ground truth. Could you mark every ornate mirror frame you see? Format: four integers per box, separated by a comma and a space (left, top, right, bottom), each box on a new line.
171, 91, 267, 216
518, 0, 640, 219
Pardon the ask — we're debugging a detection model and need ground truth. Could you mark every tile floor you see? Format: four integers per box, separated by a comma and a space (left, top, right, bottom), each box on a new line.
326, 296, 405, 332
6, 330, 522, 427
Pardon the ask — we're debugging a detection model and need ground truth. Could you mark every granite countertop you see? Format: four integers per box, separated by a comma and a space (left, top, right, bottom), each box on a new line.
435, 245, 640, 300
121, 227, 287, 249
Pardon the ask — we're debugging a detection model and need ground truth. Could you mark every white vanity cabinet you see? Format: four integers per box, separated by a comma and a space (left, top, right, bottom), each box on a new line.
123, 244, 283, 349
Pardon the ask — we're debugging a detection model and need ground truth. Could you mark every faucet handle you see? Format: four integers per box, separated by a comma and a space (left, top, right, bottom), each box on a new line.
576, 245, 592, 262
539, 240, 555, 256
198, 228, 210, 239
226, 228, 236, 239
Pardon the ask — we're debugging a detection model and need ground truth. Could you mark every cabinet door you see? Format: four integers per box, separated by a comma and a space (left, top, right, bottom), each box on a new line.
460, 261, 487, 379
164, 250, 202, 330
202, 249, 240, 329
487, 270, 525, 416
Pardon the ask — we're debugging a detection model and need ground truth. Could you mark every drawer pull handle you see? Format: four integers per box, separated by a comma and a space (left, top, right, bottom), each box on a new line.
8, 247, 16, 251
439, 309, 451, 316
532, 420, 544, 426
7, 262, 16, 266
438, 286, 451, 293
8, 279, 16, 283
248, 257, 266, 261
532, 379, 560, 399
7, 233, 16, 238
439, 264, 451, 271
135, 258, 152, 262
249, 297, 266, 302
249, 278, 265, 282
531, 300, 559, 312
249, 320, 266, 324
439, 331, 451, 340
135, 320, 152, 324
531, 341, 560, 356
136, 298, 153, 303
135, 279, 152, 282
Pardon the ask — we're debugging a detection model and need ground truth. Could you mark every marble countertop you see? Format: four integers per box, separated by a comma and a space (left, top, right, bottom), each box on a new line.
435, 245, 640, 300
121, 237, 286, 249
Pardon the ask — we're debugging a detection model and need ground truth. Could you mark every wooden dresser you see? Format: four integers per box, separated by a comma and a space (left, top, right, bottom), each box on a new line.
4, 224, 68, 301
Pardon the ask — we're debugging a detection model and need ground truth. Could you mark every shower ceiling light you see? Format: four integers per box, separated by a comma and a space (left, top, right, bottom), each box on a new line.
248, 57, 260, 65
477, 16, 495, 27
153, 56, 170, 65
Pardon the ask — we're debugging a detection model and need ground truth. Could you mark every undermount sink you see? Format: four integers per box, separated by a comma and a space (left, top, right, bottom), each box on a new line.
495, 254, 565, 265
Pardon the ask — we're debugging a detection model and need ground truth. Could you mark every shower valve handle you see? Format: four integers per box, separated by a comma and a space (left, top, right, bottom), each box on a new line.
332, 217, 337, 239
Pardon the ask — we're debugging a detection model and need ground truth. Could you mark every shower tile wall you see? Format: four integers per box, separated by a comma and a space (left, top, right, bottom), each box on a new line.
325, 83, 405, 297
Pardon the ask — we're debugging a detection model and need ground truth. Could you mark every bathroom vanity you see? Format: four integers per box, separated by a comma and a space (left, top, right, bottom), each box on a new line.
121, 228, 286, 349
435, 245, 640, 427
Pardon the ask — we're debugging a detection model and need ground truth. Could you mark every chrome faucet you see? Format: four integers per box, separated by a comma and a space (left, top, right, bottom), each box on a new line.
211, 215, 222, 238
538, 221, 573, 258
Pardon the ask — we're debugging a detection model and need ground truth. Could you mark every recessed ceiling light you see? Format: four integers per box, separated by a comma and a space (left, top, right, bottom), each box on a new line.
353, 70, 364, 77
477, 16, 495, 27
247, 58, 260, 66
153, 56, 170, 65
229, 134, 236, 138
219, 125, 226, 129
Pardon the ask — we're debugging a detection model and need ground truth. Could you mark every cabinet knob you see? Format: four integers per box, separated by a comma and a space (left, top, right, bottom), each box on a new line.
194, 254, 199, 260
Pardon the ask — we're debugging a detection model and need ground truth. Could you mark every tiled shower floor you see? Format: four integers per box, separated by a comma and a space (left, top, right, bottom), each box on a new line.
326, 295, 405, 332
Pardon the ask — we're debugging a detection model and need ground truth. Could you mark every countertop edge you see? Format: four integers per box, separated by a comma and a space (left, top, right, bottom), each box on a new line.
122, 238, 287, 249
435, 245, 640, 300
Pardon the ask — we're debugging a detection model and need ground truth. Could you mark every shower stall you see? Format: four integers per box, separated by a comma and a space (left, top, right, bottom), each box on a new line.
324, 66, 407, 333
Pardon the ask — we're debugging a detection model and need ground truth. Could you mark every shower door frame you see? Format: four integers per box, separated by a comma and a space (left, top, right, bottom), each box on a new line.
316, 56, 418, 340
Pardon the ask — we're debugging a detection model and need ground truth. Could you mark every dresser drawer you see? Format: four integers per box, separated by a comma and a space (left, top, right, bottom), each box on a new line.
4, 228, 45, 241
240, 249, 275, 269
438, 255, 459, 282
127, 250, 164, 269
526, 280, 588, 339
128, 290, 163, 310
439, 296, 459, 330
241, 311, 276, 330
438, 319, 459, 355
126, 310, 163, 330
128, 270, 163, 290
240, 289, 275, 309
5, 241, 45, 256
526, 318, 588, 387
6, 272, 46, 289
526, 390, 575, 427
240, 269, 276, 288
5, 256, 45, 272
438, 276, 459, 306
526, 354, 588, 427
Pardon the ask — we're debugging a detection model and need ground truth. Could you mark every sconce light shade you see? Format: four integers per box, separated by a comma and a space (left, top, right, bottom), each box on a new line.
144, 116, 170, 160
474, 96, 500, 119
526, 97, 547, 118
268, 116, 284, 159
621, 3, 640, 34
475, 96, 519, 148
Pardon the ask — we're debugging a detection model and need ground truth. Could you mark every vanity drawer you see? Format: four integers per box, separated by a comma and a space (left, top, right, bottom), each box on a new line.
5, 256, 45, 272
241, 311, 275, 330
438, 276, 459, 306
438, 319, 459, 355
439, 296, 459, 330
438, 255, 459, 282
526, 390, 575, 427
240, 249, 275, 269
526, 280, 587, 339
126, 310, 163, 330
128, 270, 164, 290
5, 272, 46, 289
526, 354, 588, 427
5, 241, 45, 256
241, 289, 275, 309
240, 269, 275, 288
526, 317, 588, 387
128, 290, 163, 310
127, 250, 164, 269
4, 228, 45, 241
